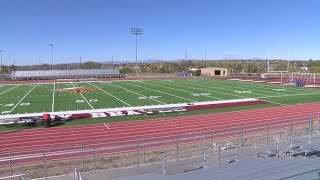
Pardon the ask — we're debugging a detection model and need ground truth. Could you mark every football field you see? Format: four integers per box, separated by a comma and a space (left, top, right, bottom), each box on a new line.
1, 78, 320, 115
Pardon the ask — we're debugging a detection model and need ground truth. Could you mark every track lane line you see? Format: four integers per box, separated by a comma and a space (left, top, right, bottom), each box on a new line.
0, 105, 316, 148
0, 102, 318, 140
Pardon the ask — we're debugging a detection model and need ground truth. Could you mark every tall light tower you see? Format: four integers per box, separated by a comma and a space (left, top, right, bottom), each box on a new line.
49, 43, 54, 70
131, 27, 143, 77
287, 48, 290, 72
0, 50, 2, 68
267, 48, 270, 72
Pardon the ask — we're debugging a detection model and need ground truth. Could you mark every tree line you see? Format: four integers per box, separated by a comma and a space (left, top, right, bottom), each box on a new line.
0, 59, 319, 74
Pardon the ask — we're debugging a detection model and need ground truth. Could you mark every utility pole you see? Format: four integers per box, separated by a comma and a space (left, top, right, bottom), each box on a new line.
131, 27, 143, 77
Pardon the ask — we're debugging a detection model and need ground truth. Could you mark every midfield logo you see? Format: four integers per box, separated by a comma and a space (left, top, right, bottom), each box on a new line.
56, 87, 97, 94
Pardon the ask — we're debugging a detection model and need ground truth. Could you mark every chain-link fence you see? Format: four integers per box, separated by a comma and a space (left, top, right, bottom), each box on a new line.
1, 115, 319, 179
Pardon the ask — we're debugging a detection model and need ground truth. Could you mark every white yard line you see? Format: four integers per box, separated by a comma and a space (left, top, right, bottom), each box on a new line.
0, 84, 21, 96
51, 83, 56, 112
109, 83, 167, 104
192, 80, 270, 98
154, 81, 223, 100
71, 83, 94, 110
104, 123, 111, 130
172, 81, 244, 99
9, 84, 38, 114
255, 92, 320, 99
125, 82, 197, 102
204, 79, 303, 95
87, 82, 132, 107
176, 81, 289, 106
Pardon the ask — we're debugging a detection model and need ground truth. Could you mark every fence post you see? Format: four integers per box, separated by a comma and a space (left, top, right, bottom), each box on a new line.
267, 125, 270, 145
318, 117, 320, 134
8, 152, 12, 178
143, 136, 146, 163
240, 127, 244, 149
200, 131, 202, 142
203, 151, 207, 169
308, 117, 313, 144
93, 148, 96, 173
81, 144, 84, 172
289, 121, 293, 146
162, 155, 167, 175
176, 139, 179, 162
289, 121, 293, 159
235, 145, 239, 162
211, 134, 214, 156
217, 146, 221, 165
136, 144, 140, 167
43, 153, 47, 178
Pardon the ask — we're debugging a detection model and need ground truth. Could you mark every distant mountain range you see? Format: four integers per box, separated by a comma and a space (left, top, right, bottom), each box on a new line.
59, 58, 303, 66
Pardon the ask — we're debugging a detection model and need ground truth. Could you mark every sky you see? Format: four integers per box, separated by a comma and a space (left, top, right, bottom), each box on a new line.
0, 0, 319, 65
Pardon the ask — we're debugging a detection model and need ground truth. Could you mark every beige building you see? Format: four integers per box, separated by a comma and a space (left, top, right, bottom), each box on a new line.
200, 67, 228, 76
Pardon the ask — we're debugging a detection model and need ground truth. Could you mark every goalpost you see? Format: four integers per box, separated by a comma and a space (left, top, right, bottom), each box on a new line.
262, 72, 316, 84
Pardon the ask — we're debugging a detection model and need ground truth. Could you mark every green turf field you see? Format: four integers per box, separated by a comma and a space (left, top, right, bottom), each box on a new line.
1, 78, 320, 115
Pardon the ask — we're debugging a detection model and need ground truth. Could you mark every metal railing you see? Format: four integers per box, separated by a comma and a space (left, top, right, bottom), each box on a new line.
0, 115, 319, 179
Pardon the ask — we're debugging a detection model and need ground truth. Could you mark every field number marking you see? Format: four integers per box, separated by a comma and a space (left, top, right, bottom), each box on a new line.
0, 103, 30, 107
191, 93, 210, 96
138, 96, 161, 100
76, 99, 98, 103
235, 91, 251, 93
272, 89, 286, 91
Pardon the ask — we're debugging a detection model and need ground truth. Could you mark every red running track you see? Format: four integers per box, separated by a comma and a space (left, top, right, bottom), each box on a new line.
0, 102, 320, 157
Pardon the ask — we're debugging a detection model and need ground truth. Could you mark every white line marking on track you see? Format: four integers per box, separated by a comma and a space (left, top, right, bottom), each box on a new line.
0, 85, 21, 96
104, 123, 111, 130
71, 83, 94, 110
52, 83, 56, 112
88, 82, 132, 107
9, 84, 38, 114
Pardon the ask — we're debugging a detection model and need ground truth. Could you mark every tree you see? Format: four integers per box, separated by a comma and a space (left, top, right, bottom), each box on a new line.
274, 61, 288, 71
80, 61, 101, 69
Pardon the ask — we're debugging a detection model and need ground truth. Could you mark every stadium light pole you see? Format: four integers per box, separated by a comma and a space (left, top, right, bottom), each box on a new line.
267, 48, 270, 72
50, 43, 54, 70
287, 48, 290, 72
0, 49, 2, 68
131, 27, 143, 77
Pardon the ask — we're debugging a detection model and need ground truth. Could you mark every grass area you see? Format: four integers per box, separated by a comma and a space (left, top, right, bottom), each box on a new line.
1, 78, 320, 131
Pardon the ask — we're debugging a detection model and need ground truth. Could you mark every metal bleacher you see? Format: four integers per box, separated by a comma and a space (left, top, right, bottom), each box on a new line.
10, 69, 122, 80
